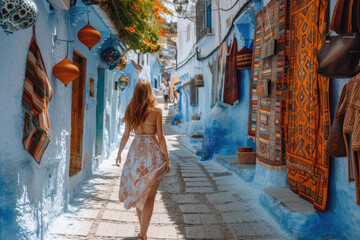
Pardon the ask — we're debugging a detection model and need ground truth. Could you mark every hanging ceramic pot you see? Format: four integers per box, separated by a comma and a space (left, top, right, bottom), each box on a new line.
101, 47, 121, 70
0, 0, 38, 35
119, 75, 129, 90
53, 57, 79, 87
77, 22, 101, 50
116, 55, 127, 70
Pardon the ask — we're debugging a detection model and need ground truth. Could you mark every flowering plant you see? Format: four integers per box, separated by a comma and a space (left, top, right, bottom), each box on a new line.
100, 0, 172, 53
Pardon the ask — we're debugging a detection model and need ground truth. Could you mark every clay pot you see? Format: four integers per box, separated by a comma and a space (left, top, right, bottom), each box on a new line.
77, 22, 101, 50
53, 57, 79, 87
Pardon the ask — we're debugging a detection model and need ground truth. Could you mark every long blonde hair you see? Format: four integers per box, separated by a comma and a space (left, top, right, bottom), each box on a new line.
123, 80, 157, 130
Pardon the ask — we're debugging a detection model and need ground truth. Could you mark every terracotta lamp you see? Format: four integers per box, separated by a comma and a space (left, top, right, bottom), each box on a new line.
77, 22, 101, 50
53, 57, 79, 87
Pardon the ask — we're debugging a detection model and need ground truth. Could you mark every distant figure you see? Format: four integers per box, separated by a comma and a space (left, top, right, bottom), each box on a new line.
116, 80, 171, 240
163, 81, 170, 109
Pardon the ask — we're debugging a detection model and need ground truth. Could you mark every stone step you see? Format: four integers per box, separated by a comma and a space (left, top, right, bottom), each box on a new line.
260, 187, 336, 239
214, 155, 255, 182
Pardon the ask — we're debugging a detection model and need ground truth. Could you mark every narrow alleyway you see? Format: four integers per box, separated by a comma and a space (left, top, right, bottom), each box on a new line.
46, 104, 290, 240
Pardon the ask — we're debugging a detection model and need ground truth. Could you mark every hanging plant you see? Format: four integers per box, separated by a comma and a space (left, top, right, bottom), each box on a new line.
98, 0, 172, 53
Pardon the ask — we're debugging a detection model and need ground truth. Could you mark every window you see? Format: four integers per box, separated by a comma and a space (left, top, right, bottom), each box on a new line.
89, 78, 95, 97
187, 24, 190, 42
206, 1, 212, 29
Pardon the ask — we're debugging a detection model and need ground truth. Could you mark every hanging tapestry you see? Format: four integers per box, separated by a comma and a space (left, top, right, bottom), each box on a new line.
223, 38, 238, 105
248, 16, 261, 137
286, 0, 330, 212
247, 0, 288, 168
22, 27, 53, 164
217, 42, 228, 107
327, 73, 360, 205
209, 59, 218, 108
330, 0, 360, 33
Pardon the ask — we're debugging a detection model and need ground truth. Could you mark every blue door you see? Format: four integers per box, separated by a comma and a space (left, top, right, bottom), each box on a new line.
96, 68, 105, 156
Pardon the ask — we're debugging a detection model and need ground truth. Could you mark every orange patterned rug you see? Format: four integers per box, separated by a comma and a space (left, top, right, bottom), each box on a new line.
285, 0, 330, 212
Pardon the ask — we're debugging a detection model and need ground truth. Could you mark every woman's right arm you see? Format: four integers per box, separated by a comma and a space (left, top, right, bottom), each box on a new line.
116, 121, 130, 167
156, 109, 171, 173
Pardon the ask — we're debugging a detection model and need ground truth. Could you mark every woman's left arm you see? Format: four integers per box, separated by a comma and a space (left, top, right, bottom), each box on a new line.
116, 121, 131, 167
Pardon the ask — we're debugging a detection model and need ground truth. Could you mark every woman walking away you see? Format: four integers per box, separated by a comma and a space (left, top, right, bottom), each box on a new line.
116, 80, 171, 240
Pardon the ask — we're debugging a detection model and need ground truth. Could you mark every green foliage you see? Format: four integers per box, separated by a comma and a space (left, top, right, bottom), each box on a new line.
100, 0, 172, 53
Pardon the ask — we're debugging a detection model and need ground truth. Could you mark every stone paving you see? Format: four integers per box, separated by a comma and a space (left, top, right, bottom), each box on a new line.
46, 107, 290, 240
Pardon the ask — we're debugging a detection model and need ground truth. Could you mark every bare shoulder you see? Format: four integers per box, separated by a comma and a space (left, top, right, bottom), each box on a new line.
152, 107, 163, 115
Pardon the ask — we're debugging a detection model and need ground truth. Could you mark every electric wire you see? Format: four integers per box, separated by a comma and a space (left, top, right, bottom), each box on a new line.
176, 0, 254, 69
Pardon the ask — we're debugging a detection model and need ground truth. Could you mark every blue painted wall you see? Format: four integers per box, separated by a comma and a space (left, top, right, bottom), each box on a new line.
0, 1, 122, 239
176, 0, 360, 238
120, 61, 141, 119
150, 55, 162, 89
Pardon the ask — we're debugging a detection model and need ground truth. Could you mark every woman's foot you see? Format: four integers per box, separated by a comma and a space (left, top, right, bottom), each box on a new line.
137, 233, 147, 240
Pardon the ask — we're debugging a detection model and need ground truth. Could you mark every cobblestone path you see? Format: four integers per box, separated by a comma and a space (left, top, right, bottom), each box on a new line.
46, 108, 289, 240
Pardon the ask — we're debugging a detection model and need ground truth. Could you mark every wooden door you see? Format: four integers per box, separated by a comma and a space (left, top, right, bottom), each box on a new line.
69, 50, 86, 176
95, 68, 105, 157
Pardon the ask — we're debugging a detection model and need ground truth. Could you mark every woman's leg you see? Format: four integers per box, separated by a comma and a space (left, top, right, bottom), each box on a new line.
136, 207, 142, 226
139, 180, 161, 238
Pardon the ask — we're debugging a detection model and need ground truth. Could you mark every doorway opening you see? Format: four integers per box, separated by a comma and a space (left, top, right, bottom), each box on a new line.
69, 50, 86, 177
96, 68, 105, 157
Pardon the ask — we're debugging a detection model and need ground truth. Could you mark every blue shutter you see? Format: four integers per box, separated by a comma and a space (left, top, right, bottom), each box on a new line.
206, 3, 212, 28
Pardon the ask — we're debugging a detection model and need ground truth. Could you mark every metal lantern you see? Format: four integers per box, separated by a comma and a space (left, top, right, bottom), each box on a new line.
173, 0, 189, 14
116, 55, 127, 70
101, 47, 121, 70
119, 75, 129, 90
0, 0, 38, 35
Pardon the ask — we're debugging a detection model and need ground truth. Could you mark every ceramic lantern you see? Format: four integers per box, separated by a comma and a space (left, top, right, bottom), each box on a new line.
77, 22, 101, 50
101, 47, 121, 70
53, 57, 79, 87
119, 75, 129, 90
0, 0, 38, 35
116, 55, 127, 70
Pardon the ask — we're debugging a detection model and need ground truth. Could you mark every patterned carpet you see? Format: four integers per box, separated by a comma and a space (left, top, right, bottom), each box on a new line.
248, 0, 288, 169
285, 0, 330, 212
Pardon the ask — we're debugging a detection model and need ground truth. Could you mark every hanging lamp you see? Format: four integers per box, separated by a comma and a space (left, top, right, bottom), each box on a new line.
53, 42, 79, 87
77, 12, 101, 50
